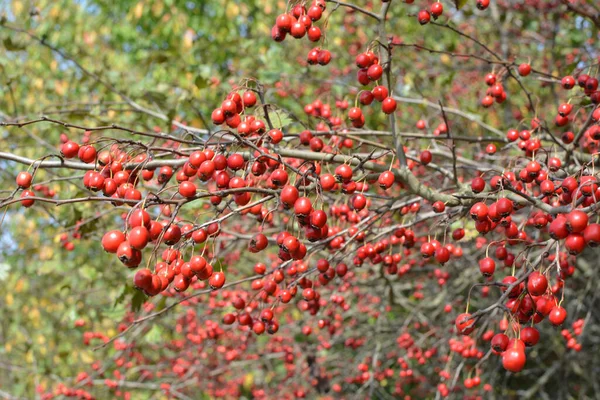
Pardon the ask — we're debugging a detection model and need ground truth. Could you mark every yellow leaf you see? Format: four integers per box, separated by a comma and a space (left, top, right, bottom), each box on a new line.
226, 3, 239, 19
12, 0, 23, 16
6, 293, 13, 306
243, 373, 254, 389
134, 1, 144, 19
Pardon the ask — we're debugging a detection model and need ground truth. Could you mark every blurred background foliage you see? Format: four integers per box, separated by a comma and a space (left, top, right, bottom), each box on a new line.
0, 0, 599, 398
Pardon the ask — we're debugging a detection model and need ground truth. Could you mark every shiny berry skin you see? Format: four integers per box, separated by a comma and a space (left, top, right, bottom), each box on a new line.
502, 346, 526, 373
381, 97, 397, 114
102, 230, 126, 253
128, 226, 150, 250
61, 141, 80, 158
163, 224, 182, 245
116, 241, 142, 268
78, 145, 97, 163
430, 2, 443, 18
178, 181, 197, 198
133, 269, 153, 291
372, 85, 388, 101
520, 327, 540, 347
549, 306, 567, 326
367, 64, 383, 81
280, 185, 299, 208
348, 107, 362, 121
209, 271, 226, 289
249, 233, 269, 253
335, 164, 353, 182
420, 150, 432, 165
418, 9, 431, 25
455, 313, 475, 335
294, 197, 313, 217
527, 271, 548, 296
378, 171, 395, 189
561, 75, 576, 89
518, 63, 531, 76
471, 177, 485, 193
478, 257, 495, 277
565, 233, 585, 255
565, 210, 588, 233
476, 0, 490, 9
128, 210, 152, 231
432, 201, 445, 213
491, 333, 509, 353
16, 172, 33, 188
469, 202, 488, 221
583, 223, 600, 247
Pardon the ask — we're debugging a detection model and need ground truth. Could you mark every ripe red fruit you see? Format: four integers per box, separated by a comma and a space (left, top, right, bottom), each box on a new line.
178, 181, 197, 198
102, 230, 126, 253
549, 306, 567, 326
481, 95, 494, 108
61, 141, 80, 158
583, 223, 600, 247
476, 0, 490, 10
351, 194, 367, 210
527, 271, 548, 296
367, 64, 383, 81
565, 210, 588, 233
280, 185, 299, 208
496, 198, 513, 217
471, 177, 485, 193
565, 233, 585, 255
117, 241, 142, 268
317, 49, 331, 65
294, 197, 313, 217
209, 272, 226, 289
420, 150, 432, 165
430, 2, 443, 18
290, 22, 306, 38
335, 164, 353, 182
491, 333, 509, 353
520, 327, 540, 347
249, 233, 269, 253
372, 85, 388, 101
432, 201, 445, 213
418, 9, 431, 25
163, 224, 182, 245
381, 97, 397, 114
435, 247, 450, 264
518, 63, 531, 76
348, 107, 362, 121
378, 171, 395, 189
133, 269, 153, 291
561, 75, 576, 89
469, 202, 488, 221
276, 13, 293, 32
455, 313, 476, 335
478, 257, 496, 277
16, 172, 33, 188
128, 226, 150, 250
78, 145, 97, 163
502, 346, 526, 373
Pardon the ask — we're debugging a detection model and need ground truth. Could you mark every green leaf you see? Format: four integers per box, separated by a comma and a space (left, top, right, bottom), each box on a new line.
3, 36, 27, 51
194, 75, 210, 89
269, 109, 293, 129
454, 0, 468, 9
131, 289, 147, 313
144, 324, 163, 344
